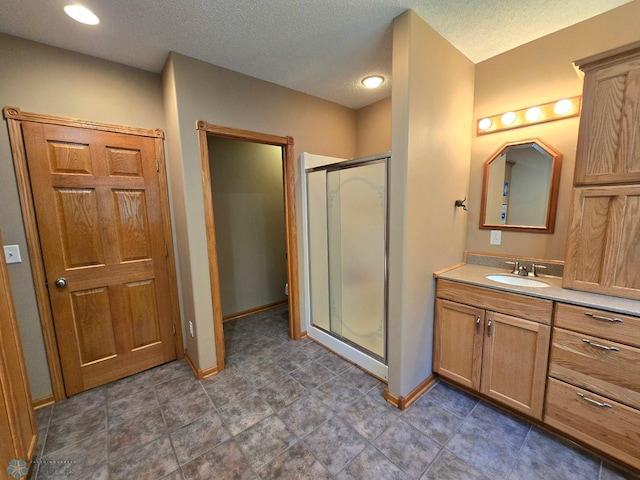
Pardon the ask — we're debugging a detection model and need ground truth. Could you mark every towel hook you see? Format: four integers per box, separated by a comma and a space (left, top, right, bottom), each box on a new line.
455, 197, 468, 211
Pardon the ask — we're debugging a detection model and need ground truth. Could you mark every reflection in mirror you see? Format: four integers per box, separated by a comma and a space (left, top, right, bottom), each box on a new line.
480, 139, 562, 233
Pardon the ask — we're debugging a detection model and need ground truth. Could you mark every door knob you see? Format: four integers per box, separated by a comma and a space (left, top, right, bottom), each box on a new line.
55, 277, 68, 288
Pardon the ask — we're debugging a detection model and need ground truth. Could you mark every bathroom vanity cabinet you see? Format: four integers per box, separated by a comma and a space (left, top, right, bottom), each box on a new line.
434, 279, 552, 420
433, 263, 640, 473
546, 303, 640, 470
563, 41, 640, 300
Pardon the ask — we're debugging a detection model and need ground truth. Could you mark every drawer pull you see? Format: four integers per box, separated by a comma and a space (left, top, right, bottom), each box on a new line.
576, 392, 612, 408
476, 316, 481, 333
584, 312, 623, 323
582, 339, 620, 352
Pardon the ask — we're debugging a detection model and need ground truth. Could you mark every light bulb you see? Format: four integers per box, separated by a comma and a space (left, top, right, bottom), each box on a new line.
525, 107, 542, 122
478, 118, 492, 131
64, 5, 100, 25
554, 99, 573, 115
361, 76, 384, 89
501, 112, 516, 126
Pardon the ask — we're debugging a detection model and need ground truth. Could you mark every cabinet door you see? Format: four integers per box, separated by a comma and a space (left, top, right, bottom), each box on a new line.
480, 311, 550, 419
563, 185, 640, 300
434, 299, 484, 391
574, 56, 640, 185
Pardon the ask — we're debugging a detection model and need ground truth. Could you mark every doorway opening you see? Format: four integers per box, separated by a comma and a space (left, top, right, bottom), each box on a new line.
196, 122, 301, 371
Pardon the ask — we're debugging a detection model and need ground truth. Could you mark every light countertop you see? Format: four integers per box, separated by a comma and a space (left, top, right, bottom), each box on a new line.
436, 264, 640, 317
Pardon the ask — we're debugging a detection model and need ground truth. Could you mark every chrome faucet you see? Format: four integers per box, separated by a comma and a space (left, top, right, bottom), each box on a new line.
506, 260, 547, 276
528, 264, 547, 277
505, 260, 519, 275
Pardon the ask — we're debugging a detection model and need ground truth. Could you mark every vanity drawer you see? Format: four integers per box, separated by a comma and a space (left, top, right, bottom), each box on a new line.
436, 280, 552, 324
554, 303, 640, 348
545, 377, 640, 471
549, 328, 640, 409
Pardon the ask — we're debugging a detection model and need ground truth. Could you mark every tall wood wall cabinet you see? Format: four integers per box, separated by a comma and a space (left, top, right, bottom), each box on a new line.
563, 41, 640, 300
0, 230, 37, 476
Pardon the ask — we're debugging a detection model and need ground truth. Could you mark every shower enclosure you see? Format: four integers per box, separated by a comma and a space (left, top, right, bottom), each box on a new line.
301, 153, 389, 380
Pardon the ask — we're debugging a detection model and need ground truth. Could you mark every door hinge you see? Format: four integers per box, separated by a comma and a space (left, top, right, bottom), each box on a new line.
172, 323, 176, 335
165, 245, 169, 257
156, 159, 160, 172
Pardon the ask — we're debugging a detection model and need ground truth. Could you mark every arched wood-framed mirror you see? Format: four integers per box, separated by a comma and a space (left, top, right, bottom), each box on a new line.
480, 138, 562, 233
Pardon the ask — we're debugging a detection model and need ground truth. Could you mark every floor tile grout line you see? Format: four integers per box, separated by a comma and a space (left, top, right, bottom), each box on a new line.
159, 378, 216, 479
103, 400, 111, 480
421, 447, 450, 479
39, 403, 109, 459
505, 424, 534, 479
425, 393, 485, 477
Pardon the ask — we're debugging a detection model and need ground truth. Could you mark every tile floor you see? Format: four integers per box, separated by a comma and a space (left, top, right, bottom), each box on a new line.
29, 305, 637, 479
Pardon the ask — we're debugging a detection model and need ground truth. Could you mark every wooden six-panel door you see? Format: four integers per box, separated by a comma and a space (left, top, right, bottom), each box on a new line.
22, 121, 177, 395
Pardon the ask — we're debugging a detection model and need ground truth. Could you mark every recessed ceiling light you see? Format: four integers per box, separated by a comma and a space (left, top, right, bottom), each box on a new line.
362, 75, 384, 89
64, 5, 100, 25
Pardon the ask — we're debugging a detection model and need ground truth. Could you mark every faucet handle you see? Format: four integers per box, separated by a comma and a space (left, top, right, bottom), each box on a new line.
505, 260, 519, 275
529, 264, 547, 277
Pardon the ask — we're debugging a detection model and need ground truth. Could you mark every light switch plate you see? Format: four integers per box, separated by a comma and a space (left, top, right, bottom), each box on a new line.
3, 245, 22, 264
490, 230, 502, 245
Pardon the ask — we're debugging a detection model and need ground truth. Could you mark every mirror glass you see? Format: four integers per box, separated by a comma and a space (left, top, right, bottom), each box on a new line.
480, 139, 562, 233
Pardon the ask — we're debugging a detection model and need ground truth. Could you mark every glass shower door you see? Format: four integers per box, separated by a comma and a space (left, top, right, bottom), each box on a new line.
326, 161, 386, 359
303, 153, 388, 378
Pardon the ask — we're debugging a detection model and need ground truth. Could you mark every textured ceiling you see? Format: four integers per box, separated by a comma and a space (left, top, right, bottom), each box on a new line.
0, 0, 632, 109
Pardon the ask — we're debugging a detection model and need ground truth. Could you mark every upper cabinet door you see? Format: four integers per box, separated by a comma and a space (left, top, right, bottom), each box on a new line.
574, 44, 640, 185
563, 185, 640, 300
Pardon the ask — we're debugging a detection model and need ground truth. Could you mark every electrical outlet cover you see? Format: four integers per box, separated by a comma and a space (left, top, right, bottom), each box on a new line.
490, 230, 502, 245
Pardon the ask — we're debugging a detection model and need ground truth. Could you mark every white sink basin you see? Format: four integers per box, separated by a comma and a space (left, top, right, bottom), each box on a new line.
485, 274, 550, 288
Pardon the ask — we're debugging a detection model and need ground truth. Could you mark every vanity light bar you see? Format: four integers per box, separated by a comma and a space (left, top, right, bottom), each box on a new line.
477, 96, 581, 135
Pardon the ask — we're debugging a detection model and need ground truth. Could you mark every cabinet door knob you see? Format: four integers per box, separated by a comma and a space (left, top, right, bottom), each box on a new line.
476, 316, 481, 333
487, 320, 492, 337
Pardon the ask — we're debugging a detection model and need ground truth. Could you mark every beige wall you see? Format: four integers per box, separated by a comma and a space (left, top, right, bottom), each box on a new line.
162, 52, 357, 372
356, 97, 392, 157
0, 33, 166, 401
467, 1, 640, 259
389, 11, 475, 396
208, 137, 287, 316
6, 2, 636, 403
